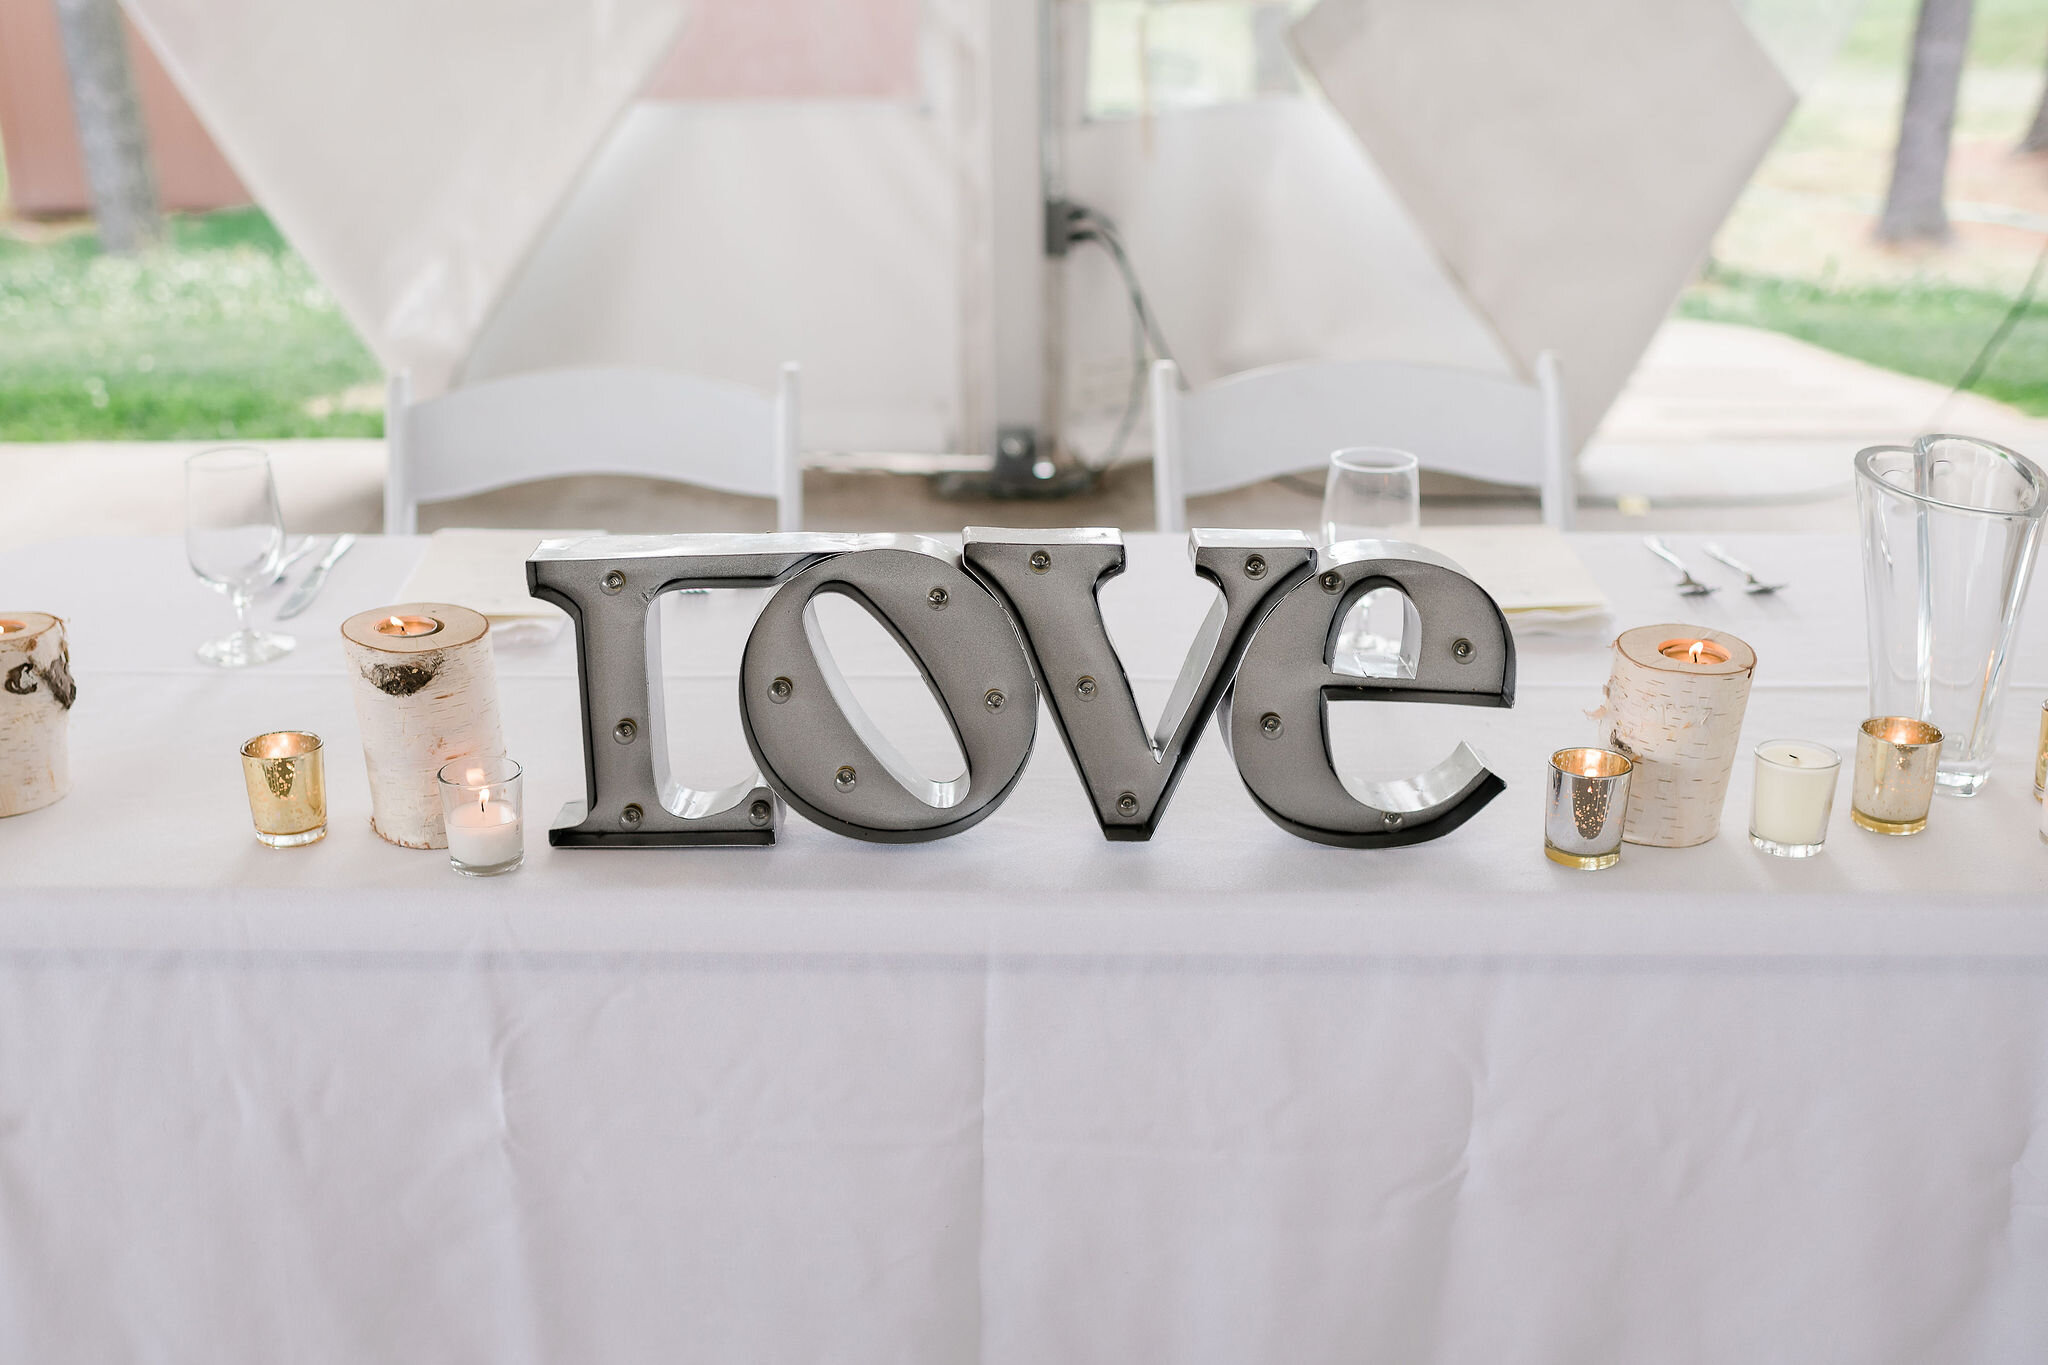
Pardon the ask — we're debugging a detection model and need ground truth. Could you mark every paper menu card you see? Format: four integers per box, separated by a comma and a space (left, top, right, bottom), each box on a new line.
394, 529, 599, 643
1405, 524, 1611, 628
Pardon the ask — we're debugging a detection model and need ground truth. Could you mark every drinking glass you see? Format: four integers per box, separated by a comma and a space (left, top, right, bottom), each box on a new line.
1856, 435, 2047, 795
186, 447, 295, 667
1322, 447, 1422, 678
1321, 446, 1421, 546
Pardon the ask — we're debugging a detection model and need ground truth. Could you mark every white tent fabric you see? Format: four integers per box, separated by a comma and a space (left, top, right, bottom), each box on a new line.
120, 0, 692, 398
122, 0, 1835, 471
1289, 0, 1797, 450
462, 103, 968, 455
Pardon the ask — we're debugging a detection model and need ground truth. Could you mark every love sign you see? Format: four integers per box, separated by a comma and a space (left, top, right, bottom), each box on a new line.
527, 529, 1515, 848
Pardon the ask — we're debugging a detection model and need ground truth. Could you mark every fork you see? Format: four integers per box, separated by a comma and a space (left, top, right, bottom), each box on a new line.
1642, 537, 1719, 597
1702, 544, 1787, 595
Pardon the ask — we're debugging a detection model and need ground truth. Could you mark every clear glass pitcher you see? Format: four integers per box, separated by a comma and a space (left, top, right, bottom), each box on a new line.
1856, 435, 2048, 795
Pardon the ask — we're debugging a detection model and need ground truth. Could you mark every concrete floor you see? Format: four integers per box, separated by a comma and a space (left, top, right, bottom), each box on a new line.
6, 319, 2046, 552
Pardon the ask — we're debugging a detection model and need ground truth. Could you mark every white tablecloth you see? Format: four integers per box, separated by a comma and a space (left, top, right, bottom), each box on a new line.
3, 533, 2047, 1362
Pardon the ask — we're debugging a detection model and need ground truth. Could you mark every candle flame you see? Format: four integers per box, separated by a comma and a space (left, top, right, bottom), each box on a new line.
385, 616, 405, 631
479, 788, 490, 814
1688, 641, 1705, 664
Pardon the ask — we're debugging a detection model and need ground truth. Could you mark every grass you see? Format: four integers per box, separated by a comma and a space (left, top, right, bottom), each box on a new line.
1680, 265, 2048, 416
0, 207, 383, 441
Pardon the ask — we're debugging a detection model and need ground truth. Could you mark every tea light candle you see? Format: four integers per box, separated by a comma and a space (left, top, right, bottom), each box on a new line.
1544, 746, 1633, 870
374, 614, 443, 638
436, 756, 524, 875
1601, 624, 1756, 847
2034, 699, 2046, 800
239, 730, 328, 847
447, 790, 521, 866
342, 603, 503, 849
0, 611, 74, 818
1851, 717, 1943, 835
1749, 740, 1840, 857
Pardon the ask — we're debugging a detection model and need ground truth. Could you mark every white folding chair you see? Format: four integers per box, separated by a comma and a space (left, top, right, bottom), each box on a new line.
1149, 353, 1572, 533
383, 363, 803, 534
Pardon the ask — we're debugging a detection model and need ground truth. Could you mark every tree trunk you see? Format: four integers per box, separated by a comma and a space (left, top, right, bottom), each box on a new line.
2022, 45, 2048, 153
50, 0, 163, 253
1879, 0, 1975, 243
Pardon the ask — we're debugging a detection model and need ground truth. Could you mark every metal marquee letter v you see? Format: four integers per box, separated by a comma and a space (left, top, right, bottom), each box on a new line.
963, 527, 1314, 840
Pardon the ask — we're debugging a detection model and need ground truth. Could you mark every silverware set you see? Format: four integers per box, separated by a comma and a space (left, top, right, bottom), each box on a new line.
1642, 537, 1786, 598
272, 534, 357, 619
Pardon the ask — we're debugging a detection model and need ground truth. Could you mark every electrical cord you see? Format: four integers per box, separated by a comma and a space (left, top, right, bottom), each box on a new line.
1054, 202, 1180, 471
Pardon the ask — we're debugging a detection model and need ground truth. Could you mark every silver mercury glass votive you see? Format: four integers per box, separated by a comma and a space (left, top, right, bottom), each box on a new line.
1545, 747, 1634, 870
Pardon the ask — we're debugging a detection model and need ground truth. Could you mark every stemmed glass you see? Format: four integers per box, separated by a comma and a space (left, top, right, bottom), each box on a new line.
1321, 446, 1422, 677
185, 447, 295, 667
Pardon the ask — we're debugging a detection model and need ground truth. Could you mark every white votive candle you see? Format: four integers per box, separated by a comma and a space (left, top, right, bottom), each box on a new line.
436, 756, 524, 875
1750, 740, 1841, 858
447, 795, 522, 868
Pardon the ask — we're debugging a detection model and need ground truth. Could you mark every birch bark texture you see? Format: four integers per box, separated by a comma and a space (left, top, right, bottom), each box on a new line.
341, 604, 503, 849
0, 614, 77, 818
1601, 624, 1756, 848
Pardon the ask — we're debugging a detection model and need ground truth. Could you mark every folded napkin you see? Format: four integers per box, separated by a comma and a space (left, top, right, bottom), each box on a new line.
395, 528, 599, 646
1405, 524, 1611, 634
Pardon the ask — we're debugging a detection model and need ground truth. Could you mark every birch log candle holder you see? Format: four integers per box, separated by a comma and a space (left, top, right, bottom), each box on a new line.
0, 613, 76, 818
1599, 624, 1757, 848
341, 603, 503, 849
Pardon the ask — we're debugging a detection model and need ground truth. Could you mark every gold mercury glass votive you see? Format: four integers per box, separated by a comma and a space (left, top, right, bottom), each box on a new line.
1545, 747, 1634, 870
240, 730, 328, 848
1851, 717, 1943, 836
2034, 698, 2046, 800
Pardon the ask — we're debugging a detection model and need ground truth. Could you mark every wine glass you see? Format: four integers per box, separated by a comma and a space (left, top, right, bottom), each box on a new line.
1321, 446, 1421, 547
186, 447, 295, 667
1321, 447, 1423, 679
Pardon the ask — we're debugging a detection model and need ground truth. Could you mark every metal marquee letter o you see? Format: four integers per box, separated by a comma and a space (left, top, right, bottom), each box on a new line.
1223, 541, 1515, 847
738, 546, 1038, 842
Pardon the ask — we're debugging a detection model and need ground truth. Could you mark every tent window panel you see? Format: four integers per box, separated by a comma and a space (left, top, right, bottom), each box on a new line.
1086, 1, 1312, 121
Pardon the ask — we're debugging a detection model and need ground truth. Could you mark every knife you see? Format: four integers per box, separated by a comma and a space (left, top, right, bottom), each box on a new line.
277, 534, 358, 619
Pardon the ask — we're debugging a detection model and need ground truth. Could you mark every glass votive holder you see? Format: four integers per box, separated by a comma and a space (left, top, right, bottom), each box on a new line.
1749, 740, 1841, 858
2034, 698, 2046, 800
436, 755, 524, 876
1851, 717, 1943, 835
1545, 747, 1633, 870
239, 731, 327, 848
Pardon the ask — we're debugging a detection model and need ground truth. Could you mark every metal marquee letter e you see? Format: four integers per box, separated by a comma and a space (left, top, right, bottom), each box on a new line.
1222, 539, 1515, 847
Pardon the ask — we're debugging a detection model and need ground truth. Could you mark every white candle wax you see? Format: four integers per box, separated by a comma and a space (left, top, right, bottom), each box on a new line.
1751, 740, 1840, 851
446, 797, 522, 868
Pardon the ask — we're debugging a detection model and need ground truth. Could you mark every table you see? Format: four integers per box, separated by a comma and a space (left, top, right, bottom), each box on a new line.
4, 532, 2047, 1362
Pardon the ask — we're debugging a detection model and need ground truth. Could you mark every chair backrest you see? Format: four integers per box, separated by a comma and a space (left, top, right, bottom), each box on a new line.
384, 363, 802, 533
1150, 353, 1571, 532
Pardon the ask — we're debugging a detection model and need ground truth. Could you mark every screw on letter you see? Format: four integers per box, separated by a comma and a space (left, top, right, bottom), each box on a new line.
1260, 712, 1283, 739
768, 676, 793, 703
1116, 792, 1139, 817
1029, 549, 1051, 574
1244, 554, 1267, 580
984, 689, 1006, 712
620, 803, 644, 828
835, 766, 857, 792
601, 569, 626, 595
1076, 675, 1097, 699
613, 718, 638, 744
928, 587, 949, 610
1452, 638, 1474, 663
749, 799, 772, 827
1320, 570, 1342, 593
